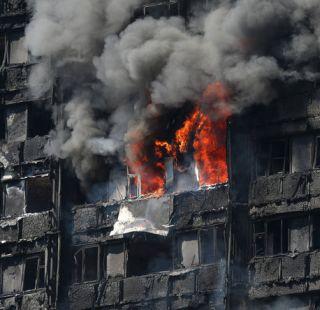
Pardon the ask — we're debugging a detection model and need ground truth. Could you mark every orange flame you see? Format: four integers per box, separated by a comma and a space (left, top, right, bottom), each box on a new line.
127, 82, 231, 196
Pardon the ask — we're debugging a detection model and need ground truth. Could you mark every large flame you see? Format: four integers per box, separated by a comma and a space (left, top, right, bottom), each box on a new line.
127, 82, 231, 196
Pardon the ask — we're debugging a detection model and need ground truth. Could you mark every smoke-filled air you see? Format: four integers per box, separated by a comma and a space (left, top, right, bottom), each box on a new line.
24, 0, 320, 198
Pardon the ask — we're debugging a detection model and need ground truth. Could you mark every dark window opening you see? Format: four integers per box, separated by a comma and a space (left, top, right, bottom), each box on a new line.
143, 1, 180, 18
28, 103, 54, 138
127, 237, 171, 276
0, 106, 5, 140
315, 137, 320, 168
256, 139, 289, 177
23, 254, 45, 291
0, 36, 5, 66
25, 176, 52, 213
254, 219, 288, 256
200, 226, 225, 265
313, 213, 320, 249
73, 246, 99, 283
127, 170, 141, 199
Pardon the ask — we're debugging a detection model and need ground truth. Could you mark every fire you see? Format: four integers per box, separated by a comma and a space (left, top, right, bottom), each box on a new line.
127, 82, 231, 196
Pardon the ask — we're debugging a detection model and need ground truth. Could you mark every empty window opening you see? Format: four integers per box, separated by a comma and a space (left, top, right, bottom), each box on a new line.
200, 226, 225, 265
143, 1, 180, 18
254, 220, 287, 256
127, 169, 141, 199
314, 137, 320, 168
126, 237, 171, 276
9, 32, 28, 64
73, 246, 99, 283
0, 106, 5, 140
105, 242, 125, 278
256, 139, 289, 177
25, 176, 52, 213
1, 260, 23, 295
3, 180, 25, 218
28, 103, 54, 138
5, 104, 28, 142
176, 231, 199, 268
23, 254, 45, 291
0, 36, 6, 68
312, 213, 320, 249
288, 217, 309, 253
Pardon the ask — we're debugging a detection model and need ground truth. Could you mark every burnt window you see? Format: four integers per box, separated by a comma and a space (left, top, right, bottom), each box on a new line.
28, 103, 54, 138
9, 32, 28, 64
23, 254, 45, 291
0, 36, 5, 67
176, 231, 199, 268
0, 106, 5, 140
254, 219, 289, 256
127, 169, 141, 199
2, 180, 25, 218
143, 1, 180, 18
25, 176, 52, 213
105, 242, 125, 278
5, 104, 28, 142
200, 226, 225, 265
73, 246, 99, 283
127, 237, 171, 276
288, 217, 309, 253
314, 137, 320, 168
312, 213, 320, 249
1, 259, 23, 294
256, 139, 289, 176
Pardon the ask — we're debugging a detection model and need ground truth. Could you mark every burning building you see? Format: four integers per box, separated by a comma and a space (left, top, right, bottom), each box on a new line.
1, 0, 320, 309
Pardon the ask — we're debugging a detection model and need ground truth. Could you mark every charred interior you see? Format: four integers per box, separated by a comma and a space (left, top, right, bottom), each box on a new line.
1, 0, 320, 309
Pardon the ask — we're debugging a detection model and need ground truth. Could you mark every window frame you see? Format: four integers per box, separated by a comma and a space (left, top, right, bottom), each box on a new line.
23, 253, 46, 292
73, 245, 100, 284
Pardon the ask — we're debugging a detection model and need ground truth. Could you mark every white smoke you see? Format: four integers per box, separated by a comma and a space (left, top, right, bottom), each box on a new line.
25, 0, 320, 188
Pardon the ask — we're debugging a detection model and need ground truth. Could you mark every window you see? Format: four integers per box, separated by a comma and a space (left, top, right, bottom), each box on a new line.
288, 217, 309, 253
105, 242, 125, 278
127, 168, 141, 199
312, 213, 320, 249
23, 254, 45, 291
126, 237, 171, 276
73, 246, 99, 283
0, 36, 5, 67
291, 135, 313, 172
314, 137, 320, 168
27, 103, 54, 138
256, 139, 289, 176
176, 226, 225, 268
25, 176, 52, 213
5, 104, 28, 142
9, 32, 28, 64
254, 219, 288, 256
1, 260, 23, 295
3, 180, 25, 218
143, 1, 180, 18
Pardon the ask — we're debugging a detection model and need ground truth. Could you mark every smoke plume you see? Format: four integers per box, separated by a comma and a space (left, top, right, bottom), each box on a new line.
25, 0, 320, 193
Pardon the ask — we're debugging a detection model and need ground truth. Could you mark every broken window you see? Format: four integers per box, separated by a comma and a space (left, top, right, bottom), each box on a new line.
73, 246, 99, 283
291, 135, 313, 172
176, 231, 199, 268
23, 254, 45, 291
200, 226, 225, 264
127, 167, 141, 199
9, 32, 28, 64
3, 180, 25, 218
288, 217, 309, 253
314, 137, 320, 168
25, 176, 52, 213
5, 104, 28, 142
312, 213, 320, 249
254, 219, 288, 256
256, 139, 289, 176
28, 103, 54, 138
1, 260, 23, 294
126, 237, 171, 276
105, 242, 125, 278
0, 36, 6, 68
143, 1, 180, 18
